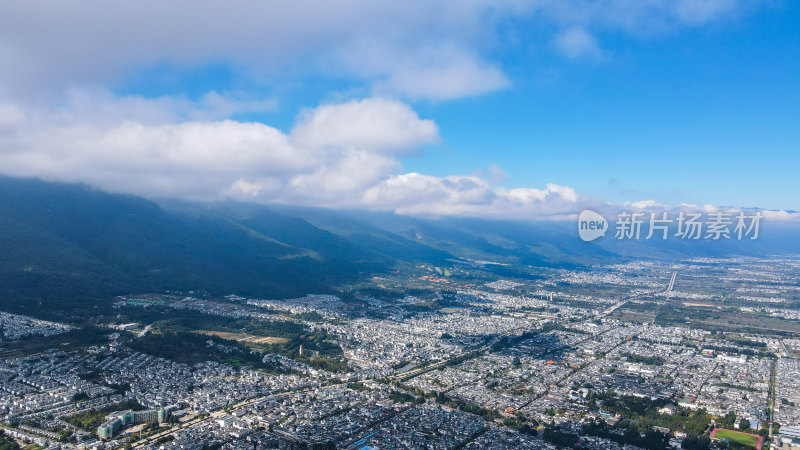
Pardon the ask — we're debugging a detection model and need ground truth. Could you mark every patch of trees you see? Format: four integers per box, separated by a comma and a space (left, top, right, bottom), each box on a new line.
623, 352, 666, 366
434, 392, 500, 419
128, 330, 283, 371
389, 390, 425, 404
65, 399, 144, 431
2, 325, 112, 356
0, 430, 19, 450
542, 427, 580, 448
591, 391, 711, 437
701, 345, 771, 358
503, 413, 538, 435
681, 434, 711, 450
582, 420, 669, 450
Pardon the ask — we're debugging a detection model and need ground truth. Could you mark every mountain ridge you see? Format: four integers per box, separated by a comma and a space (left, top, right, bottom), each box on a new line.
1, 176, 797, 313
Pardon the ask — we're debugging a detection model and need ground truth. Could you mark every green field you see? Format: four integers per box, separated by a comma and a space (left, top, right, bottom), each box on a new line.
713, 429, 760, 448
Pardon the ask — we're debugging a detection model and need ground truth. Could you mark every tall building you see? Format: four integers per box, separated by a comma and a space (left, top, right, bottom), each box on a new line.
97, 406, 177, 439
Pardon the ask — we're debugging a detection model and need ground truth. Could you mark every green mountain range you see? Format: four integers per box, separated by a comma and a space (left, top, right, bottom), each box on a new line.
0, 176, 796, 313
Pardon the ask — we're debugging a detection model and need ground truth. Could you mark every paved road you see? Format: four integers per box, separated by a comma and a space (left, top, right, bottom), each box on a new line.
667, 271, 677, 292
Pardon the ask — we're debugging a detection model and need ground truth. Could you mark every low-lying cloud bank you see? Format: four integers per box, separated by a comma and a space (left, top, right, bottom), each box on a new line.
0, 92, 797, 222
0, 93, 590, 219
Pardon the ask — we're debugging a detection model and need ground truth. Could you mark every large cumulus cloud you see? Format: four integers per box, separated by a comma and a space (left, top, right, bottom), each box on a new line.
0, 92, 590, 217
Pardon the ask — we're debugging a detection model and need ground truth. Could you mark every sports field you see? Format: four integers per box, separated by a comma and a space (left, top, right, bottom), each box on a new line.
711, 428, 762, 449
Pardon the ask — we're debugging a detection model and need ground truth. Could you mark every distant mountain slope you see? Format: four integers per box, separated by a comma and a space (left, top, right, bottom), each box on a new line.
0, 176, 797, 312
0, 177, 398, 310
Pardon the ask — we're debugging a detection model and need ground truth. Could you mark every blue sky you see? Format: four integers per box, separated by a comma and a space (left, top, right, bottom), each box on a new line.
0, 0, 798, 217
418, 3, 800, 210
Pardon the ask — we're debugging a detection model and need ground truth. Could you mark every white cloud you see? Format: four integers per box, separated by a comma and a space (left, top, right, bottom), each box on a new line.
759, 210, 800, 221
0, 95, 437, 201
0, 1, 519, 101
0, 0, 764, 101
0, 0, 782, 220
602, 202, 800, 222
535, 0, 753, 33
625, 200, 667, 209
471, 163, 509, 185
0, 92, 599, 218
363, 174, 588, 219
2, 92, 794, 221
553, 27, 604, 60
288, 150, 400, 201
676, 0, 740, 25
369, 44, 510, 100
291, 98, 439, 153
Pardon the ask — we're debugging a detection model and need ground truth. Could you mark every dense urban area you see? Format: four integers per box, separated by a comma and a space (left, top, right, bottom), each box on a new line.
1, 256, 799, 450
